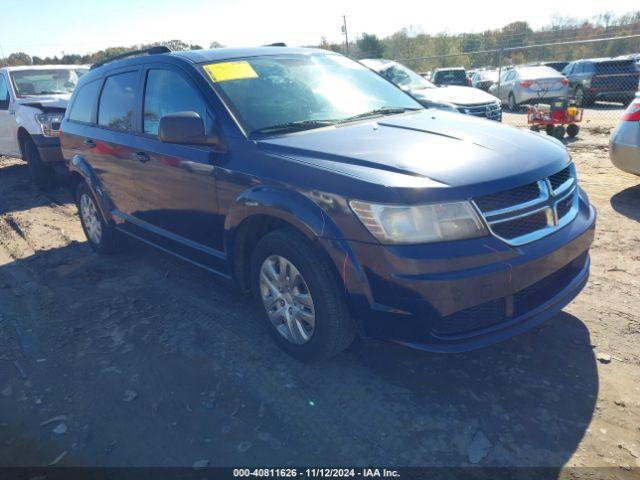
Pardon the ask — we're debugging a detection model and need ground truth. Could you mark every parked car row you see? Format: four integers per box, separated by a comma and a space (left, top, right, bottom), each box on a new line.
447, 55, 640, 109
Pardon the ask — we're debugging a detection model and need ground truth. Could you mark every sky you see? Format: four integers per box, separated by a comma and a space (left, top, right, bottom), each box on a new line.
1, 0, 639, 58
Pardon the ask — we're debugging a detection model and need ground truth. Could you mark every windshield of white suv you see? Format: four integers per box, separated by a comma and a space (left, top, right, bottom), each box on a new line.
374, 61, 436, 91
202, 54, 422, 135
10, 68, 88, 97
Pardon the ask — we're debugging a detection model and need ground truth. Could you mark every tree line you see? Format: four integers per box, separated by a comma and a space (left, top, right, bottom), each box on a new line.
327, 11, 640, 71
2, 11, 639, 71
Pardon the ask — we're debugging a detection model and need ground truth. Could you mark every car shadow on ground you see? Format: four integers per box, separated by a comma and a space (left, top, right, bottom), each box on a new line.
0, 160, 73, 216
611, 184, 640, 222
0, 231, 599, 470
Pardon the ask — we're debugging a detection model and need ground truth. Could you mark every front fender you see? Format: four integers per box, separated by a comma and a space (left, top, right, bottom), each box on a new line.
224, 185, 367, 288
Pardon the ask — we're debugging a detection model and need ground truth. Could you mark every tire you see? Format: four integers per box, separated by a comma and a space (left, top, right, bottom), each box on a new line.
250, 228, 356, 362
545, 124, 555, 136
574, 87, 593, 108
530, 126, 540, 132
553, 125, 566, 139
76, 181, 123, 254
566, 124, 580, 138
24, 138, 55, 191
507, 93, 517, 111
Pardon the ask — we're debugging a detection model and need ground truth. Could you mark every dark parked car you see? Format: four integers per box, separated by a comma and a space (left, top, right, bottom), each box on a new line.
562, 58, 640, 107
537, 61, 569, 73
432, 67, 471, 86
60, 46, 596, 361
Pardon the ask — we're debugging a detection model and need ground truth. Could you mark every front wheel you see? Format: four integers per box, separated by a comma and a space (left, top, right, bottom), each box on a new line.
24, 138, 55, 191
507, 93, 518, 111
251, 228, 356, 362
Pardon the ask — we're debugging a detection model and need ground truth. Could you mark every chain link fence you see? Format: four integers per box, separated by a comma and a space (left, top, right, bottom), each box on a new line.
397, 34, 640, 134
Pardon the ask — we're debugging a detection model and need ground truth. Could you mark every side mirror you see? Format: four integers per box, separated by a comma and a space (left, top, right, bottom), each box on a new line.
158, 111, 219, 146
0, 97, 9, 111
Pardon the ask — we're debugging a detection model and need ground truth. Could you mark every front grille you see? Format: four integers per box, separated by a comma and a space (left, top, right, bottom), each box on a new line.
549, 166, 572, 191
474, 182, 541, 213
491, 210, 549, 239
473, 164, 579, 246
556, 193, 575, 220
458, 101, 502, 121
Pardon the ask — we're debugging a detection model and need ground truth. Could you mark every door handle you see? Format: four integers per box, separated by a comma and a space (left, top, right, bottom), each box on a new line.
132, 151, 150, 163
83, 139, 96, 148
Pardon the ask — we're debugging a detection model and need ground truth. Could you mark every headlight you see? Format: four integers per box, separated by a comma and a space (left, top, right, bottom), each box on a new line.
35, 112, 64, 137
350, 200, 487, 244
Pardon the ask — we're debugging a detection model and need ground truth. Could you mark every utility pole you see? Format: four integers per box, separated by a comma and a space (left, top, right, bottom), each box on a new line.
341, 15, 349, 57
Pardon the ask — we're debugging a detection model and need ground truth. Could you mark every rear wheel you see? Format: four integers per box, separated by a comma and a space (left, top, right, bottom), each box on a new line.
251, 228, 356, 362
545, 124, 555, 136
76, 181, 124, 254
24, 138, 55, 191
566, 124, 580, 138
553, 125, 566, 139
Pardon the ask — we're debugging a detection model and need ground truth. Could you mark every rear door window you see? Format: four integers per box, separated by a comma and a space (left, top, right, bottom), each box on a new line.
98, 71, 139, 131
68, 80, 100, 123
143, 69, 207, 135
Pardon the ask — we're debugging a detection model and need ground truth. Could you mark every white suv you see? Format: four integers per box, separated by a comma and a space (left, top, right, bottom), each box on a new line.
0, 65, 88, 189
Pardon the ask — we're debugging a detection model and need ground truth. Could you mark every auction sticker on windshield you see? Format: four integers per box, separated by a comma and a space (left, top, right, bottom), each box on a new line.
203, 61, 259, 82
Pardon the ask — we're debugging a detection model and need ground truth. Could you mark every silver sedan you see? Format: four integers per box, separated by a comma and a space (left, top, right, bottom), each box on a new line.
610, 94, 640, 175
490, 66, 569, 110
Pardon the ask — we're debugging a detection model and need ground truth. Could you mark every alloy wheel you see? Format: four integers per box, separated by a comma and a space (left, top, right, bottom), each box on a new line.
259, 255, 316, 344
80, 193, 102, 245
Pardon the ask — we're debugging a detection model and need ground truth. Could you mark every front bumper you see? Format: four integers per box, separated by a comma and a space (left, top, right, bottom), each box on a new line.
339, 190, 596, 352
610, 121, 640, 175
31, 134, 64, 165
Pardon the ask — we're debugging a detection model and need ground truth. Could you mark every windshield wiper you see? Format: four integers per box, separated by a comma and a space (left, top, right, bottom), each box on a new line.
251, 119, 338, 135
337, 106, 421, 124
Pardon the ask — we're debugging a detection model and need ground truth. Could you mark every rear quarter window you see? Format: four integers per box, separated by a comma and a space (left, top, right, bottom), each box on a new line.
68, 80, 100, 123
98, 71, 139, 131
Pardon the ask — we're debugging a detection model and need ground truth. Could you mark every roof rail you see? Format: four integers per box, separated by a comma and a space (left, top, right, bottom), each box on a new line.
90, 45, 172, 70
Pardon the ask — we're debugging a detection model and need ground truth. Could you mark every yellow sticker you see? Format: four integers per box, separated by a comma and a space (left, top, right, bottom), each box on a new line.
203, 61, 259, 82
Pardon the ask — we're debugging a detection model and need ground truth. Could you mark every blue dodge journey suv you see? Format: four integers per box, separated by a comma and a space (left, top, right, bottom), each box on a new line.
60, 46, 596, 361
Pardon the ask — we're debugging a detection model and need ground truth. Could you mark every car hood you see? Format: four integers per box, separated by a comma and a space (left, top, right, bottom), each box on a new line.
411, 86, 499, 106
16, 94, 70, 111
257, 110, 569, 199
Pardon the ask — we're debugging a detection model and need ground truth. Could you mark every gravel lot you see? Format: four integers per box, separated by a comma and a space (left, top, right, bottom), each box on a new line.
0, 125, 638, 473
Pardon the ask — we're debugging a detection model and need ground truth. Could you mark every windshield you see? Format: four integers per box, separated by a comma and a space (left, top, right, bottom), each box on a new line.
516, 66, 561, 79
203, 54, 422, 135
9, 68, 87, 97
375, 61, 435, 91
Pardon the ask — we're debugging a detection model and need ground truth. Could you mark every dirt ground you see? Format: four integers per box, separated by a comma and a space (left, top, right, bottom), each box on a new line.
0, 125, 639, 474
